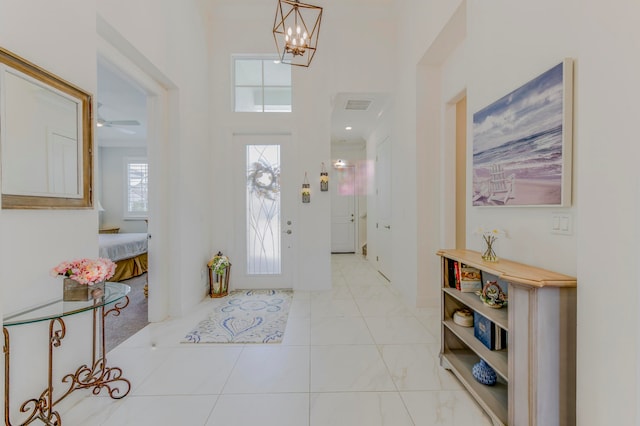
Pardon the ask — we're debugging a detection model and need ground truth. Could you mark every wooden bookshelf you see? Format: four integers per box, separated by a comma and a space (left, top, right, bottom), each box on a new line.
438, 249, 576, 426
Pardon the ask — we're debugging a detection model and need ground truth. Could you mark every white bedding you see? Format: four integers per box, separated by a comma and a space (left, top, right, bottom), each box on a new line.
98, 233, 148, 262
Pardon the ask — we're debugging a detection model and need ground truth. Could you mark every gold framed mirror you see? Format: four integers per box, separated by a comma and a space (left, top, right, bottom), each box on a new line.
0, 46, 93, 209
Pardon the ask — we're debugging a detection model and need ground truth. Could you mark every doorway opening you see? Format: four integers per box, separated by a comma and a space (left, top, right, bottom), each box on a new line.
330, 164, 358, 253
97, 59, 150, 351
330, 92, 391, 266
96, 22, 174, 348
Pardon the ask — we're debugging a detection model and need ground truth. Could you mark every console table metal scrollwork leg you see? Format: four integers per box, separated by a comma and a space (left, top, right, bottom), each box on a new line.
4, 328, 11, 426
3, 296, 132, 426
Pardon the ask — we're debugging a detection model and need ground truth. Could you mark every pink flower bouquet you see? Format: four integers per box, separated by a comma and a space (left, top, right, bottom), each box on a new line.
51, 258, 117, 285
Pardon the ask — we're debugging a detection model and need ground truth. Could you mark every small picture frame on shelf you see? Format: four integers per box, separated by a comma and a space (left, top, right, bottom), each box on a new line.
460, 266, 482, 293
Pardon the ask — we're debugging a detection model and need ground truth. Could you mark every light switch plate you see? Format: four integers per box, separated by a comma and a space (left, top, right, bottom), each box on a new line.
551, 212, 572, 235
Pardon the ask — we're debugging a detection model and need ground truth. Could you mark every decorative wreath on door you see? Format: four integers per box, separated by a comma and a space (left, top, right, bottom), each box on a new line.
247, 160, 280, 201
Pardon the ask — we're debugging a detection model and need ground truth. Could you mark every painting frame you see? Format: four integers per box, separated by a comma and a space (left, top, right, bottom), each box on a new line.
472, 59, 573, 207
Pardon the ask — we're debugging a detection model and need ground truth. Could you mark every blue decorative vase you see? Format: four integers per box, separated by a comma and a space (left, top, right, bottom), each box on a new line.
472, 359, 497, 386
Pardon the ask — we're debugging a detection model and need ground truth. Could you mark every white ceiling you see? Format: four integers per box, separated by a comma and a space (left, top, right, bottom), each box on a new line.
330, 92, 390, 146
96, 61, 147, 148
97, 62, 388, 149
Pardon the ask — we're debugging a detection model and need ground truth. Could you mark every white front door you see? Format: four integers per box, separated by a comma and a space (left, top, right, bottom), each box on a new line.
376, 137, 392, 280
331, 165, 356, 253
233, 133, 296, 289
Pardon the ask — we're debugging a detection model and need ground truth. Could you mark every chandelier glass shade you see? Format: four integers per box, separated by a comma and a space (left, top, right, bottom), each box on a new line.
273, 0, 323, 67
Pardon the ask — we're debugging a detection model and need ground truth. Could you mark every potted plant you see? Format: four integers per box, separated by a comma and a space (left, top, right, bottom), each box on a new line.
51, 258, 116, 301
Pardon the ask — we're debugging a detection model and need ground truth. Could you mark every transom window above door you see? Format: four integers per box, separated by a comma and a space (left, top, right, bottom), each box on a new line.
233, 56, 292, 112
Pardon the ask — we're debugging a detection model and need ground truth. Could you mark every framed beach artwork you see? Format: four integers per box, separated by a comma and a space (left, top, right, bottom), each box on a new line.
472, 59, 573, 207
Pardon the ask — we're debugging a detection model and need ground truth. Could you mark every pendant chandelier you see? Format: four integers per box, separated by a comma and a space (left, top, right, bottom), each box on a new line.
273, 0, 323, 67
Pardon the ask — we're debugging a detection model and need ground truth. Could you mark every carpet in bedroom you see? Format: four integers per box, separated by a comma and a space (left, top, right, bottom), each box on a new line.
104, 273, 149, 353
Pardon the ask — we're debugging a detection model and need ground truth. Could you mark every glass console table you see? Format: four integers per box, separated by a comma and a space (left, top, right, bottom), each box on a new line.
3, 282, 132, 425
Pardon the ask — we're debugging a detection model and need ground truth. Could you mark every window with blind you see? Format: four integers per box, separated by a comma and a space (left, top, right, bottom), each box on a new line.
125, 158, 148, 218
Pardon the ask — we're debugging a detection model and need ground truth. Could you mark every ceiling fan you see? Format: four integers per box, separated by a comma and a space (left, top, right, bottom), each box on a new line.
96, 102, 141, 135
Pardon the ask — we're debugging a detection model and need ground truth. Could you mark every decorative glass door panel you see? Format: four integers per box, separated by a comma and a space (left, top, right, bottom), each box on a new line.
246, 144, 281, 274
233, 133, 295, 289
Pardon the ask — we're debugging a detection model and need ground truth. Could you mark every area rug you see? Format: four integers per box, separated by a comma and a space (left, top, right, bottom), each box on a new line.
182, 289, 293, 344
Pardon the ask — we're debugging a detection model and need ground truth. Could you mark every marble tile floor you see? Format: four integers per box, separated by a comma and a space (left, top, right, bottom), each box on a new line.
61, 254, 492, 426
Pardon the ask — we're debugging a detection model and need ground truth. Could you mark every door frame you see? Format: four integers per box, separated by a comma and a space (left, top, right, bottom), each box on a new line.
375, 136, 392, 281
97, 23, 175, 322
231, 132, 298, 290
330, 164, 357, 253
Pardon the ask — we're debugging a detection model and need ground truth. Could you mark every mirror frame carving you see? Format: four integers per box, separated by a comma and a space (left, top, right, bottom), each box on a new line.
0, 46, 93, 209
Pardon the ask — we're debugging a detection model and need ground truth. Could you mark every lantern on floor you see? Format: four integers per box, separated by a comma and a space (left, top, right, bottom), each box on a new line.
320, 162, 328, 191
208, 252, 231, 298
302, 172, 311, 203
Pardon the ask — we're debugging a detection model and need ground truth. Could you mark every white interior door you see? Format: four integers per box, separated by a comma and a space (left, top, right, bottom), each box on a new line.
234, 133, 296, 289
331, 165, 356, 253
376, 137, 392, 280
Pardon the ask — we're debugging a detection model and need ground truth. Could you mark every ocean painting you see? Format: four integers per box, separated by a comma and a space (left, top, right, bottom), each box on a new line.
472, 60, 573, 206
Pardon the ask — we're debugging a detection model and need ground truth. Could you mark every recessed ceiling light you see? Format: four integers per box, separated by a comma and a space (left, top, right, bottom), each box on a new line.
345, 126, 352, 130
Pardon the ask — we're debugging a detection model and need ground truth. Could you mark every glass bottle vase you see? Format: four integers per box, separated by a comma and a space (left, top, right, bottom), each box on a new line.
482, 237, 498, 262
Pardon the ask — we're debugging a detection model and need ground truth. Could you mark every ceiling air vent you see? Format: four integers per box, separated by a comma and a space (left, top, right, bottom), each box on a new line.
344, 99, 372, 111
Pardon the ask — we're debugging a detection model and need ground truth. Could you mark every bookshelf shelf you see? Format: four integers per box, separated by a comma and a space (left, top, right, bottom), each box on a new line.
443, 287, 508, 331
438, 249, 577, 426
441, 349, 508, 424
443, 319, 508, 380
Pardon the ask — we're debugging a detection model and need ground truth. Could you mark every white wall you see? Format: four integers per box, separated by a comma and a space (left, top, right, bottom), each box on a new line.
96, 0, 212, 314
399, 0, 640, 424
575, 1, 640, 423
0, 1, 98, 420
205, 0, 395, 290
466, 1, 578, 274
0, 0, 211, 420
416, 24, 467, 308
393, 0, 465, 308
5, 1, 636, 423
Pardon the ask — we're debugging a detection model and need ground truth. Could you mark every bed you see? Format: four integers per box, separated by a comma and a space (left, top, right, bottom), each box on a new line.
99, 233, 148, 282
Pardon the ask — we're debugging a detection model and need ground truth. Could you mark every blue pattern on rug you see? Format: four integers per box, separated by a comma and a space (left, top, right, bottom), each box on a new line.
182, 289, 293, 344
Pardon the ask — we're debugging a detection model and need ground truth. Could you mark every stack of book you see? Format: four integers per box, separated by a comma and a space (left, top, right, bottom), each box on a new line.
449, 261, 483, 293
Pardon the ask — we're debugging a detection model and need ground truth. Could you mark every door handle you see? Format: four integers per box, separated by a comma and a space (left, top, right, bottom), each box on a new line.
384, 225, 391, 229
350, 219, 354, 222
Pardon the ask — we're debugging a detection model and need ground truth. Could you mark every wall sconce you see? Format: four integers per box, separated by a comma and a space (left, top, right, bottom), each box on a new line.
320, 162, 328, 192
302, 172, 311, 203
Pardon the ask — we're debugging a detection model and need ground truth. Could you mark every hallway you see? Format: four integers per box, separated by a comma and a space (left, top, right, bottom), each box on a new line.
62, 254, 491, 425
